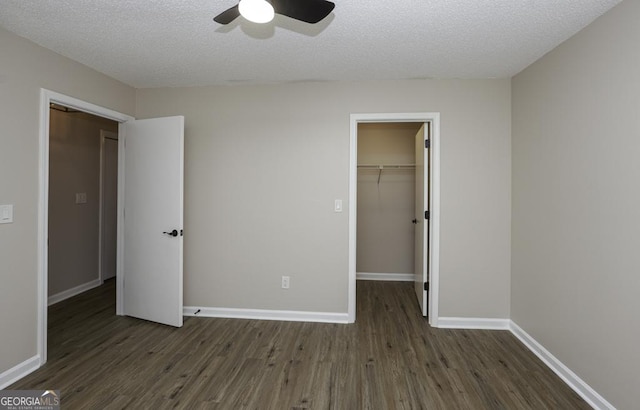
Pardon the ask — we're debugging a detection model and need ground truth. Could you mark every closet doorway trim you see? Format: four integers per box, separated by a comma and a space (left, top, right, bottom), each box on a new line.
348, 113, 440, 326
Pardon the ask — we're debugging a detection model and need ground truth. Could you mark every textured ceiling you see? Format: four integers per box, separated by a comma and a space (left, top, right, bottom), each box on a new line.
0, 0, 622, 88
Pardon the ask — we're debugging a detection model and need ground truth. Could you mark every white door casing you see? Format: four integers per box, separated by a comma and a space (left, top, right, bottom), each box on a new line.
122, 116, 184, 327
413, 124, 428, 315
349, 113, 440, 326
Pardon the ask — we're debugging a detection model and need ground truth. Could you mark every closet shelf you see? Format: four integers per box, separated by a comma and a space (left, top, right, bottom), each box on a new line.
358, 164, 416, 184
357, 164, 416, 169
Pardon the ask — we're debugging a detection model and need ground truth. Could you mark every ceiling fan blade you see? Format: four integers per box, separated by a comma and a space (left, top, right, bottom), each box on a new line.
271, 0, 335, 24
213, 5, 240, 24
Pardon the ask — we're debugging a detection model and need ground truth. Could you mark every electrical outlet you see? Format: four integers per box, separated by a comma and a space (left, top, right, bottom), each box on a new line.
281, 276, 290, 289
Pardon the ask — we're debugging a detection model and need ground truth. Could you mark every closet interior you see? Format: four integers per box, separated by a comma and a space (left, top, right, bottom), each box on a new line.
356, 122, 422, 280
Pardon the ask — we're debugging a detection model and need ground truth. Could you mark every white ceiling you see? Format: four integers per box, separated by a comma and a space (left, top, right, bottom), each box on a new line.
0, 0, 621, 88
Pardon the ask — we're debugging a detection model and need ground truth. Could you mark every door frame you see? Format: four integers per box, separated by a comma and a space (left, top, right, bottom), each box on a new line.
349, 113, 440, 326
99, 130, 118, 282
38, 89, 134, 365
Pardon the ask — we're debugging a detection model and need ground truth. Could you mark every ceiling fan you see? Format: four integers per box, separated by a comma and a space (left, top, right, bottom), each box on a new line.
214, 0, 335, 25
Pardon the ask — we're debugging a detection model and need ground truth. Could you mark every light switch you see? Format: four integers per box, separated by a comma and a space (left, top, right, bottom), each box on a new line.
334, 199, 343, 213
75, 193, 87, 204
0, 204, 13, 224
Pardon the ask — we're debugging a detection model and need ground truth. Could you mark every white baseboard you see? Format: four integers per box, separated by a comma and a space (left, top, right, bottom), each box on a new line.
48, 278, 102, 306
509, 321, 615, 410
184, 306, 349, 324
437, 317, 510, 330
356, 272, 414, 282
435, 318, 613, 409
0, 355, 41, 389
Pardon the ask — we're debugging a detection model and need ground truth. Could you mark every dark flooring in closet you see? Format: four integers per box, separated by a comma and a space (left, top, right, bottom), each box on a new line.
10, 279, 589, 409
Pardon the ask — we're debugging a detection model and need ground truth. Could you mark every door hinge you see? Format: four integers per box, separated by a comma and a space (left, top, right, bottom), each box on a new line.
425, 139, 430, 149
424, 281, 429, 291
425, 210, 430, 220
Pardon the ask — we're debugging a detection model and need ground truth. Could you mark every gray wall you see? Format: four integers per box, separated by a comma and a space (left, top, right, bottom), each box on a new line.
0, 27, 134, 375
136, 79, 512, 318
511, 1, 640, 408
48, 109, 117, 297
357, 123, 418, 275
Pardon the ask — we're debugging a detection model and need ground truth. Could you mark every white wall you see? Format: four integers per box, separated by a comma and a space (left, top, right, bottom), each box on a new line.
48, 109, 117, 297
357, 123, 418, 276
0, 27, 134, 377
511, 1, 640, 408
136, 79, 511, 318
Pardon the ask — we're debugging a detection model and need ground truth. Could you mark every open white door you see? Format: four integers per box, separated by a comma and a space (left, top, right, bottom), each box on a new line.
122, 116, 184, 327
414, 123, 429, 316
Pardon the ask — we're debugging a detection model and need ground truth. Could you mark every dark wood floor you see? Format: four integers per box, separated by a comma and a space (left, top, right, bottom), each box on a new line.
11, 280, 588, 409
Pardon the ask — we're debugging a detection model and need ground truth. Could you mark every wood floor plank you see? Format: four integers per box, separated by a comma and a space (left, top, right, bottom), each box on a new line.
8, 279, 589, 409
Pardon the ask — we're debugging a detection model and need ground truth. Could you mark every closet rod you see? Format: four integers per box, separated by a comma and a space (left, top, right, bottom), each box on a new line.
357, 164, 416, 185
357, 164, 416, 169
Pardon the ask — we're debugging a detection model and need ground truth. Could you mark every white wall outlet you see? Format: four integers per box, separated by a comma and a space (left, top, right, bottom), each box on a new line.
334, 199, 343, 212
0, 204, 13, 224
281, 276, 290, 289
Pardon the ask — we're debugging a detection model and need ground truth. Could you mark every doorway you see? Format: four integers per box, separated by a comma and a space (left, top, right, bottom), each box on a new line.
38, 89, 134, 364
348, 113, 440, 326
47, 105, 118, 306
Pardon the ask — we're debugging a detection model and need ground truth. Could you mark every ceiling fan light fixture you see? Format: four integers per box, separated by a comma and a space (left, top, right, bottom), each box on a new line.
238, 0, 275, 24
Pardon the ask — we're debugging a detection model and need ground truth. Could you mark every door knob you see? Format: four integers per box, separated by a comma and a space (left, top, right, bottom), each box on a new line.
163, 229, 178, 237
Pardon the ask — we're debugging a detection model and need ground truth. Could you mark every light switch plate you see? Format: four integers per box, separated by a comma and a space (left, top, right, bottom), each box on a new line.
334, 199, 343, 213
75, 193, 87, 204
0, 204, 13, 224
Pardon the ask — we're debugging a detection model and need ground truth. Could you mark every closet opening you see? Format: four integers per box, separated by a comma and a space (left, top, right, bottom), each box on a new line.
348, 113, 440, 326
357, 121, 429, 318
356, 122, 420, 283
